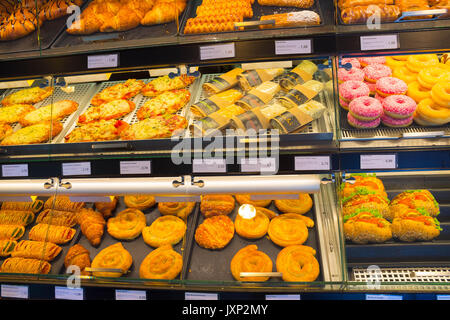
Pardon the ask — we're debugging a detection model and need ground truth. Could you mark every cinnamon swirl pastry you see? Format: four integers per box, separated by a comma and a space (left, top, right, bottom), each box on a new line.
200, 195, 235, 218
158, 202, 195, 220
139, 245, 183, 280
268, 213, 313, 247
234, 195, 272, 208
276, 245, 320, 282
142, 216, 186, 248
234, 208, 270, 239
274, 193, 313, 215
107, 208, 146, 240
91, 242, 132, 278
124, 195, 156, 211
230, 245, 273, 282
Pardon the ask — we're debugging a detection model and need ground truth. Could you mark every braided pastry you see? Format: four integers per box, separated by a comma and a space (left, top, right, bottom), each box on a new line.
341, 5, 401, 24
0, 257, 51, 274
1, 200, 43, 213
11, 240, 62, 261
44, 196, 85, 212
0, 240, 16, 257
0, 225, 25, 241
0, 210, 35, 226
29, 223, 76, 245
36, 209, 78, 227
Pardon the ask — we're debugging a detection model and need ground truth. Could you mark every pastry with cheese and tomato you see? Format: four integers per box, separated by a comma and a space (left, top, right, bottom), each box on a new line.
90, 79, 145, 106
343, 208, 392, 244
141, 75, 196, 97
391, 207, 441, 242
389, 190, 439, 220
340, 174, 387, 199
78, 100, 135, 124
342, 187, 390, 219
136, 89, 191, 121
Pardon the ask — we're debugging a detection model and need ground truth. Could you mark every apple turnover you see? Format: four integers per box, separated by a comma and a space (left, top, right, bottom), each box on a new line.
235, 195, 272, 208
29, 223, 76, 245
0, 240, 16, 257
0, 225, 25, 241
195, 215, 235, 250
124, 195, 156, 211
142, 216, 186, 248
200, 195, 235, 218
158, 202, 195, 220
230, 245, 273, 282
234, 208, 270, 239
276, 245, 320, 282
107, 208, 146, 240
139, 245, 183, 280
268, 213, 313, 247
36, 209, 78, 227
274, 193, 313, 215
11, 240, 62, 261
91, 242, 132, 278
0, 257, 51, 274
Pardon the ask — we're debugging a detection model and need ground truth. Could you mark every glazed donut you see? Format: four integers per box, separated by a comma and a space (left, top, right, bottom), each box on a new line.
382, 95, 417, 119
339, 80, 370, 105
406, 54, 439, 73
349, 96, 383, 121
363, 64, 392, 83
158, 202, 195, 220
407, 81, 431, 103
124, 195, 156, 211
381, 113, 414, 128
392, 66, 417, 84
200, 195, 235, 218
230, 245, 273, 282
347, 112, 380, 129
339, 97, 350, 110
234, 208, 270, 239
341, 58, 361, 69
418, 67, 450, 90
107, 208, 146, 240
414, 111, 440, 126
139, 245, 182, 280
274, 193, 313, 215
385, 56, 406, 69
338, 67, 365, 84
374, 93, 385, 104
142, 216, 186, 248
365, 81, 377, 96
376, 77, 408, 98
416, 98, 450, 125
275, 245, 320, 282
430, 81, 450, 108
358, 56, 386, 68
268, 213, 311, 247
234, 194, 272, 208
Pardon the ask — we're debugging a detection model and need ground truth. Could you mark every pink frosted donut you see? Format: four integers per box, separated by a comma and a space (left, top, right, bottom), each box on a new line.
358, 56, 387, 67
339, 80, 370, 103
341, 58, 361, 69
382, 95, 417, 119
363, 64, 392, 83
365, 81, 377, 96
338, 67, 364, 83
349, 96, 383, 121
376, 77, 408, 97
374, 93, 385, 104
381, 113, 414, 127
347, 112, 380, 129
339, 97, 349, 110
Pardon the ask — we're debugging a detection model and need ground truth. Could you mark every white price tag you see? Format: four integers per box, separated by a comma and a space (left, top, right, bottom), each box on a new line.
275, 39, 312, 55
87, 54, 119, 69
437, 295, 450, 300
1, 284, 29, 299
295, 156, 331, 171
115, 289, 147, 300
193, 159, 226, 173
55, 286, 84, 300
120, 161, 151, 175
62, 162, 91, 176
360, 154, 397, 170
266, 294, 301, 300
360, 34, 399, 51
240, 158, 277, 173
185, 292, 219, 300
2, 164, 28, 177
366, 294, 403, 300
200, 43, 235, 61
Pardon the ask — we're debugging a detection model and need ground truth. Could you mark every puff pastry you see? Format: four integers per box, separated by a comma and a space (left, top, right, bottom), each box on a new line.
0, 210, 35, 226
139, 244, 183, 280
44, 196, 85, 212
29, 223, 76, 245
200, 195, 235, 218
0, 225, 25, 241
274, 194, 313, 215
91, 242, 132, 278
95, 196, 118, 218
234, 208, 270, 239
0, 257, 51, 274
64, 244, 91, 276
276, 245, 320, 282
11, 240, 62, 261
36, 209, 78, 227
142, 215, 186, 248
0, 240, 16, 257
1, 87, 53, 106
234, 195, 272, 208
124, 195, 156, 211
268, 213, 312, 247
1, 199, 43, 213
230, 245, 273, 282
158, 202, 195, 220
195, 215, 235, 250
107, 208, 146, 240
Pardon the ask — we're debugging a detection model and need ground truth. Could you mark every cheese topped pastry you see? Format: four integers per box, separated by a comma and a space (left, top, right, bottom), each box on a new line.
20, 100, 79, 127
2, 87, 54, 106
141, 75, 196, 97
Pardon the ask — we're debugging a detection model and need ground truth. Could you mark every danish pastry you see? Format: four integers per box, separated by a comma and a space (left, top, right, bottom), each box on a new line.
195, 215, 235, 250
274, 194, 313, 215
268, 213, 313, 247
234, 208, 270, 239
139, 245, 183, 280
95, 196, 118, 218
0, 225, 25, 241
11, 240, 61, 262
44, 195, 84, 212
1, 199, 43, 213
91, 242, 132, 278
64, 244, 91, 276
276, 245, 320, 282
107, 208, 146, 240
234, 194, 272, 208
200, 195, 235, 218
142, 215, 186, 248
0, 210, 35, 226
0, 257, 51, 274
35, 209, 78, 227
29, 223, 76, 245
124, 195, 156, 211
0, 240, 16, 257
230, 245, 273, 282
158, 202, 195, 220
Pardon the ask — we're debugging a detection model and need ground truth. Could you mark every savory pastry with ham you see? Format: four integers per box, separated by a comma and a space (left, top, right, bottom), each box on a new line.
141, 75, 195, 97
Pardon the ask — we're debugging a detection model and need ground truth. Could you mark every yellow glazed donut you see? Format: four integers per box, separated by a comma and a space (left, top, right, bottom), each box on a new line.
386, 56, 406, 69
393, 66, 417, 84
407, 81, 431, 103
418, 67, 450, 90
416, 98, 450, 125
431, 82, 450, 108
406, 54, 439, 73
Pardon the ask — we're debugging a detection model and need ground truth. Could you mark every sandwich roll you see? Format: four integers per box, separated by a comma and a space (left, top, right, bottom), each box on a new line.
235, 81, 281, 110
202, 68, 244, 96
237, 68, 284, 91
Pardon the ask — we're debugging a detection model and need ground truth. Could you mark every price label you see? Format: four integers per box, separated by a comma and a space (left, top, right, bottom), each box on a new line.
193, 159, 226, 173
437, 295, 450, 300
62, 162, 91, 176
120, 161, 151, 175
1, 284, 29, 299
2, 164, 28, 177
360, 34, 399, 51
87, 54, 119, 69
295, 156, 331, 171
200, 43, 235, 61
360, 154, 397, 170
275, 39, 312, 55
185, 292, 219, 300
115, 290, 147, 300
240, 158, 277, 173
55, 286, 84, 300
266, 294, 301, 300
366, 294, 403, 300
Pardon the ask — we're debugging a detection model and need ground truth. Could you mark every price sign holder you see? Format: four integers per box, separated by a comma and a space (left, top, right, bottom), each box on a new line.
275, 39, 313, 55
360, 34, 399, 51
295, 156, 331, 171
360, 154, 397, 170
120, 161, 151, 175
62, 162, 92, 176
193, 159, 227, 173
200, 43, 235, 61
2, 164, 29, 177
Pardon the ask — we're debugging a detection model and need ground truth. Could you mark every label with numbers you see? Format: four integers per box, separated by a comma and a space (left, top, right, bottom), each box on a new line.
193, 159, 226, 173
366, 294, 403, 300
2, 164, 28, 177
87, 53, 119, 69
275, 39, 312, 55
437, 295, 450, 300
120, 161, 151, 175
360, 34, 399, 51
200, 43, 235, 61
266, 294, 301, 300
360, 154, 397, 170
62, 162, 91, 176
295, 156, 331, 171
1, 284, 29, 299
185, 292, 219, 300
115, 289, 147, 300
240, 157, 277, 173
55, 286, 84, 300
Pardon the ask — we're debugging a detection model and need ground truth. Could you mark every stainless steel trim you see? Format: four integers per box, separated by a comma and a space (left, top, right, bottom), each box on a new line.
0, 178, 58, 196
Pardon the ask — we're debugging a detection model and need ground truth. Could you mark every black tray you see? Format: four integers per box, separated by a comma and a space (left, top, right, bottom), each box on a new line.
184, 199, 324, 284
180, 0, 325, 36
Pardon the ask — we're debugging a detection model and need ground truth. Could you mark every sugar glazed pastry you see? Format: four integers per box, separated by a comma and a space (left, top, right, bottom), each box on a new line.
158, 202, 195, 220
77, 208, 106, 246
107, 208, 146, 241
274, 193, 313, 215
268, 213, 314, 247
91, 242, 132, 278
64, 244, 91, 276
124, 195, 156, 211
276, 245, 320, 282
195, 215, 235, 250
142, 216, 186, 248
139, 245, 183, 280
230, 245, 273, 282
200, 195, 235, 218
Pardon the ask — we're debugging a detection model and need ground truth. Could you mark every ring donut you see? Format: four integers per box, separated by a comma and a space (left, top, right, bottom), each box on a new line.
416, 98, 450, 125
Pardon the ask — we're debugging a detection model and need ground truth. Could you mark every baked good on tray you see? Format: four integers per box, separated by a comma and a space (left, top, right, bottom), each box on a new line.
64, 243, 91, 276
0, 240, 16, 257
234, 207, 270, 239
120, 115, 187, 140
95, 196, 118, 218
1, 87, 53, 106
258, 0, 314, 8
195, 215, 235, 250
0, 225, 25, 241
341, 187, 390, 220
29, 223, 76, 245
142, 215, 186, 248
107, 208, 146, 240
0, 257, 51, 274
343, 208, 392, 244
36, 209, 78, 227
11, 240, 62, 262
0, 104, 35, 125
141, 75, 196, 97
1, 199, 44, 213
64, 119, 129, 143
276, 245, 320, 282
158, 201, 195, 219
230, 244, 273, 282
124, 195, 156, 211
340, 174, 387, 199
267, 213, 313, 247
200, 195, 235, 218
136, 89, 191, 121
259, 10, 321, 29
19, 99, 78, 127
391, 207, 441, 242
388, 189, 440, 220
139, 244, 182, 280
234, 195, 272, 208
77, 208, 106, 247
44, 195, 85, 212
90, 79, 145, 107
274, 193, 313, 215
91, 242, 132, 277
78, 99, 135, 124
0, 123, 13, 142
0, 121, 63, 146
340, 5, 401, 24
0, 210, 35, 226
141, 0, 187, 26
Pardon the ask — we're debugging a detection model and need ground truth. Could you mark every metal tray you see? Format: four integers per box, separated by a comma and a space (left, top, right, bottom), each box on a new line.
180, 0, 325, 36
183, 198, 325, 284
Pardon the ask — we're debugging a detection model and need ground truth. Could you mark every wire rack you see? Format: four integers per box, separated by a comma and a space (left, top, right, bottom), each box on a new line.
352, 267, 450, 284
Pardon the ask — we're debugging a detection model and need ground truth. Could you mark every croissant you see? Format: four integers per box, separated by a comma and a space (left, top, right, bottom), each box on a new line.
64, 244, 91, 275
100, 0, 154, 32
11, 240, 62, 261
29, 223, 76, 244
36, 209, 78, 227
141, 0, 186, 26
0, 8, 43, 41
77, 208, 105, 247
1, 200, 44, 213
40, 0, 84, 21
95, 196, 118, 218
0, 257, 51, 274
44, 196, 85, 212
